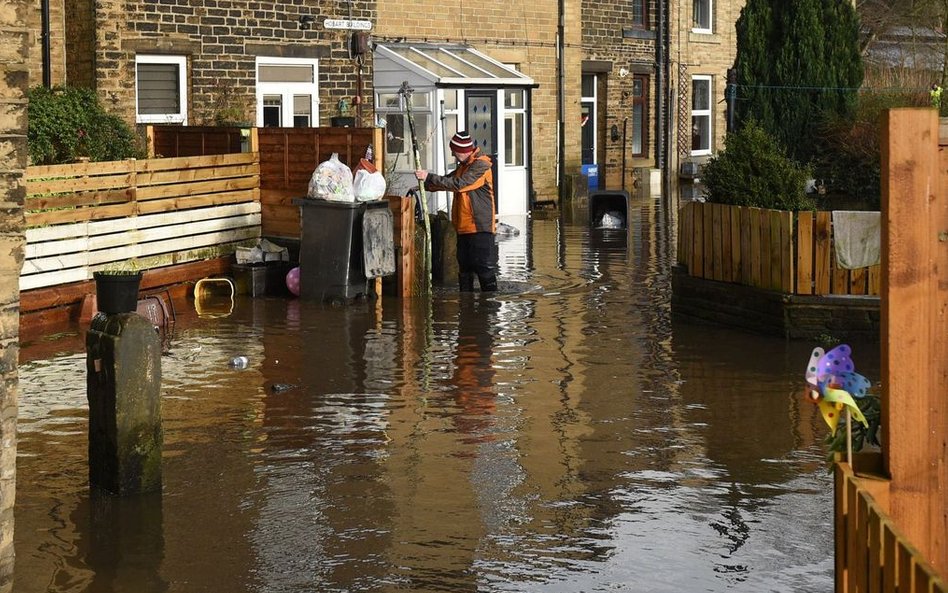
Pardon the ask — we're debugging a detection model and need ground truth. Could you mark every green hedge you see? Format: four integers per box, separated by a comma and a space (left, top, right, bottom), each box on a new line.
702, 121, 816, 211
28, 86, 144, 165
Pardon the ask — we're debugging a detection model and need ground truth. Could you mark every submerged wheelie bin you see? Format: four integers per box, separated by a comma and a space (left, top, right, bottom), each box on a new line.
294, 199, 394, 304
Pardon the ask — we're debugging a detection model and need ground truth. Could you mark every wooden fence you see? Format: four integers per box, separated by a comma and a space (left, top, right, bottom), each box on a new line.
836, 463, 947, 593
22, 153, 260, 291
146, 125, 246, 158
677, 201, 880, 296
148, 125, 385, 239
256, 127, 384, 238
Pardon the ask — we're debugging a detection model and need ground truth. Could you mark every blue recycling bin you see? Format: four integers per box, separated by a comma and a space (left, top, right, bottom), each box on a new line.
580, 164, 599, 191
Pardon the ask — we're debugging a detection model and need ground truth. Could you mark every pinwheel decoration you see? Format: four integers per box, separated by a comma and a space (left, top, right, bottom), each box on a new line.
804, 344, 871, 434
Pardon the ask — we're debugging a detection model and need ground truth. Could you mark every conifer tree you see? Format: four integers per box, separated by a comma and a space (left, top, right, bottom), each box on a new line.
734, 0, 863, 163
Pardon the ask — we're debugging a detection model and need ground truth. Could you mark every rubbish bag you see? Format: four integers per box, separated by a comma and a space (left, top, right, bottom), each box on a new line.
353, 169, 387, 202
307, 153, 354, 202
598, 211, 625, 229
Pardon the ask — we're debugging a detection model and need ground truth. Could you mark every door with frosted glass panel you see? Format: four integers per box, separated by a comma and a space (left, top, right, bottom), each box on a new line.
465, 91, 499, 208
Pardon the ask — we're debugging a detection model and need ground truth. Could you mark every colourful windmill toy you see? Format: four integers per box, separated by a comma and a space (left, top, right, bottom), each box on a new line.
803, 344, 871, 433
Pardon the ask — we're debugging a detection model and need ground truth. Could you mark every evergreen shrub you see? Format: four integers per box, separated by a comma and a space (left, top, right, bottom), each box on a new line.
814, 91, 927, 210
702, 121, 816, 211
28, 86, 144, 165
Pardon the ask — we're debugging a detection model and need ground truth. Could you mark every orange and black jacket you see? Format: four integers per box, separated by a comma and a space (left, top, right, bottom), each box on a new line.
424, 148, 495, 235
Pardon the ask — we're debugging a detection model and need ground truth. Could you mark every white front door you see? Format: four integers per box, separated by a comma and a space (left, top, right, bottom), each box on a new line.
499, 89, 528, 215
255, 57, 319, 128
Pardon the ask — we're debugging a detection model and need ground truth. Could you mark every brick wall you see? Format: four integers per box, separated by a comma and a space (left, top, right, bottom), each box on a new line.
581, 0, 658, 189
376, 0, 577, 204
85, 0, 376, 127
0, 1, 28, 591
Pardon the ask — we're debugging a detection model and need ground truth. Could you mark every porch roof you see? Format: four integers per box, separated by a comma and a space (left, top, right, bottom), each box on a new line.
374, 43, 535, 87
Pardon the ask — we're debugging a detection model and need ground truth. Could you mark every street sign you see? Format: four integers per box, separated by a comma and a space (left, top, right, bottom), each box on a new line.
323, 19, 372, 31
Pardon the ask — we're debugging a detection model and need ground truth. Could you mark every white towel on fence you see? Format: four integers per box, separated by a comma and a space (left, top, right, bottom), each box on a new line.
832, 211, 881, 270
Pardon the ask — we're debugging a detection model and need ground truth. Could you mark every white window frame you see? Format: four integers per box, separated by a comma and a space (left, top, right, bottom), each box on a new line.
440, 88, 462, 173
581, 75, 597, 165
504, 89, 527, 168
135, 54, 188, 124
691, 75, 712, 156
375, 88, 435, 172
693, 0, 712, 33
255, 56, 320, 128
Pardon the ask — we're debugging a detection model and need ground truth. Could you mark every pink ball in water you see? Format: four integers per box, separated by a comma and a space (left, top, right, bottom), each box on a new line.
285, 266, 301, 296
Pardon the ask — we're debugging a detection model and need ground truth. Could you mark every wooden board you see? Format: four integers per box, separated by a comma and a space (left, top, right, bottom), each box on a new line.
749, 207, 761, 287
796, 211, 814, 295
729, 205, 741, 283
814, 211, 832, 295
880, 108, 947, 575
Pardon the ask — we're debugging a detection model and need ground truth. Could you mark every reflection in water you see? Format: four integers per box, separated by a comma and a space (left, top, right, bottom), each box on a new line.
14, 191, 864, 592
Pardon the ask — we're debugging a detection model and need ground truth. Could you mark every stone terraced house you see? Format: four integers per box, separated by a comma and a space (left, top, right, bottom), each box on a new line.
25, 0, 744, 207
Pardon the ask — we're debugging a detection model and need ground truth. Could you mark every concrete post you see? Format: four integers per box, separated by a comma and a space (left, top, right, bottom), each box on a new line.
86, 313, 162, 495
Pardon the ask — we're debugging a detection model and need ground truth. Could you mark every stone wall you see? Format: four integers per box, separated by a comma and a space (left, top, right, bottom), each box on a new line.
0, 0, 29, 591
26, 0, 68, 87
81, 0, 376, 127
375, 0, 581, 204
672, 267, 880, 342
581, 0, 658, 189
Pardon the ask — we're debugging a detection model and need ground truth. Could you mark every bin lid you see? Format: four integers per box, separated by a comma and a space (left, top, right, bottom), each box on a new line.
363, 207, 396, 278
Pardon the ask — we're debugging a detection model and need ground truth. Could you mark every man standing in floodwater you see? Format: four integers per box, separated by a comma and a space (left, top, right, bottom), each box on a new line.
415, 131, 498, 292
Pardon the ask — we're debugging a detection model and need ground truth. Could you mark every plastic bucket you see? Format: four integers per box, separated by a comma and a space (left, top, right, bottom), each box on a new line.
93, 272, 142, 314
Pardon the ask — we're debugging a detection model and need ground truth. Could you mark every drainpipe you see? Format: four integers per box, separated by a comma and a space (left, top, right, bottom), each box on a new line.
655, 0, 665, 173
526, 89, 535, 209
42, 0, 52, 87
556, 0, 566, 203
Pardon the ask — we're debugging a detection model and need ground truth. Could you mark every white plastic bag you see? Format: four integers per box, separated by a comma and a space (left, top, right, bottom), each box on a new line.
598, 211, 625, 229
307, 153, 354, 202
353, 169, 387, 202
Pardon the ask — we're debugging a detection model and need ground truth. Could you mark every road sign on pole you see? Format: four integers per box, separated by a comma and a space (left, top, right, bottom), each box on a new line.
323, 19, 372, 31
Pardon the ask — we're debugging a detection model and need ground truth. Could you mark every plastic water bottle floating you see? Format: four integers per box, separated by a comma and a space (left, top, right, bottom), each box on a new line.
229, 356, 249, 369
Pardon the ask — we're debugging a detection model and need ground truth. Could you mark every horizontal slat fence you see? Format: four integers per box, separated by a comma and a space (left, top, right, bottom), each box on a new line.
835, 463, 947, 593
677, 201, 880, 296
257, 127, 383, 238
22, 153, 261, 291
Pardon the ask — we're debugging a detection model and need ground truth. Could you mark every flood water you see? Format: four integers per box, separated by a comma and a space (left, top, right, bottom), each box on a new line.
15, 193, 878, 592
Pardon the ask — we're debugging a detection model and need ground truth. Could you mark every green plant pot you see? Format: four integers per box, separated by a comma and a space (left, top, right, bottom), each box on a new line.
93, 271, 143, 314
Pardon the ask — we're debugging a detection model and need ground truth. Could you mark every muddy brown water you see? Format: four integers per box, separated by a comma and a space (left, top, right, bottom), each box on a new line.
15, 194, 879, 592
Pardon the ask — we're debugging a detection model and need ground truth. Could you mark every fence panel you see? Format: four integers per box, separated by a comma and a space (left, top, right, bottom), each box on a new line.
836, 464, 947, 593
148, 125, 246, 158
22, 155, 261, 291
678, 202, 879, 296
257, 127, 383, 238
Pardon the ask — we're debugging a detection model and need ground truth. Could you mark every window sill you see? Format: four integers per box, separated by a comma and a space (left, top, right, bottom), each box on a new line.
622, 29, 656, 41
688, 31, 721, 44
138, 116, 187, 125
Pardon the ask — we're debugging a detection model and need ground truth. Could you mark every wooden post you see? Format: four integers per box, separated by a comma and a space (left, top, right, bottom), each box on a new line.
880, 107, 947, 576
249, 127, 259, 153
